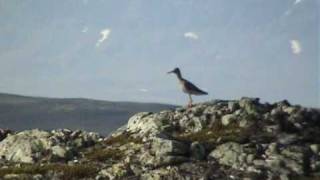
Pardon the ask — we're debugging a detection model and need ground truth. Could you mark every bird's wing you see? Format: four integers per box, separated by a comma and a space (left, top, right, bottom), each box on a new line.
184, 79, 208, 95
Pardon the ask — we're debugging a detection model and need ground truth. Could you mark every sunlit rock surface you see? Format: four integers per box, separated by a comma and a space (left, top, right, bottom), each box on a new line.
0, 97, 319, 179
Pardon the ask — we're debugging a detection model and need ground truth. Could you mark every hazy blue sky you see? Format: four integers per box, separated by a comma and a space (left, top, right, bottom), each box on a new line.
0, 0, 319, 107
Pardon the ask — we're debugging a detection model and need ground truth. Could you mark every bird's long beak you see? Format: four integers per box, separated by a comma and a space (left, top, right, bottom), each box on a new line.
167, 70, 173, 74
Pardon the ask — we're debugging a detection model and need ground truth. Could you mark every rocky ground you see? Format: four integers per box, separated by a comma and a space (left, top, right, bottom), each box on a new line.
0, 97, 319, 180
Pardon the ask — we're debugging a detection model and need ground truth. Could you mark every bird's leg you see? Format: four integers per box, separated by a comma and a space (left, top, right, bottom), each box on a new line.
188, 94, 193, 108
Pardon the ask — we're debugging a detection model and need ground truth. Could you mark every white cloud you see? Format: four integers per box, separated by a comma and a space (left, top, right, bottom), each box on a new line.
139, 88, 149, 92
284, 10, 291, 16
81, 27, 88, 33
184, 32, 199, 40
96, 28, 111, 47
290, 40, 302, 55
215, 54, 223, 60
283, 0, 304, 16
294, 0, 302, 5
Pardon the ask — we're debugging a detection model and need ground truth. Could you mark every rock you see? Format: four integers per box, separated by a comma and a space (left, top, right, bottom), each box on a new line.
190, 141, 206, 160
0, 129, 52, 163
127, 112, 172, 136
283, 106, 297, 114
266, 143, 279, 156
221, 114, 237, 126
0, 129, 100, 163
310, 144, 319, 154
265, 125, 280, 133
179, 116, 207, 133
280, 173, 290, 180
0, 129, 12, 142
151, 137, 189, 156
228, 101, 239, 112
98, 169, 115, 179
109, 163, 130, 178
4, 174, 29, 179
51, 145, 73, 161
32, 174, 43, 180
139, 151, 156, 166
239, 97, 260, 115
209, 142, 246, 168
246, 154, 255, 164
52, 145, 67, 157
98, 163, 131, 180
154, 155, 189, 167
277, 134, 299, 145
0, 98, 319, 179
276, 100, 291, 108
280, 146, 305, 175
253, 159, 266, 166
141, 169, 170, 180
239, 119, 250, 128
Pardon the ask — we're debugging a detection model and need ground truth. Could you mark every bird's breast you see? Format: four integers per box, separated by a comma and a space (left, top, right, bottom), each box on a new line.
179, 81, 189, 94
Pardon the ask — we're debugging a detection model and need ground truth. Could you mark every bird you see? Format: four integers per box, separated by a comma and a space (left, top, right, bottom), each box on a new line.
168, 67, 208, 107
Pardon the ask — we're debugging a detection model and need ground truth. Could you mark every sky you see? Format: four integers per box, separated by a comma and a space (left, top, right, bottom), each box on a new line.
0, 0, 319, 107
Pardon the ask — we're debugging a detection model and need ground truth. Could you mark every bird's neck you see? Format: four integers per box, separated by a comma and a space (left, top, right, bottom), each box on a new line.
175, 72, 183, 81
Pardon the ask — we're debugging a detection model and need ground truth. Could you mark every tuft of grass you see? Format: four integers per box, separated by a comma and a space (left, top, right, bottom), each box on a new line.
0, 164, 98, 179
174, 121, 249, 144
59, 164, 98, 180
104, 132, 142, 146
85, 148, 123, 162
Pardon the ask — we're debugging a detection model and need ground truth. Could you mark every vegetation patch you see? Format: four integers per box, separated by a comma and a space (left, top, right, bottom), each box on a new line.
175, 121, 249, 144
104, 132, 142, 146
0, 163, 98, 180
85, 147, 124, 162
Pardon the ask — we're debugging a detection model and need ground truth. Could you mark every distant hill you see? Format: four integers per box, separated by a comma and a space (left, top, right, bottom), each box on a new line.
0, 93, 176, 135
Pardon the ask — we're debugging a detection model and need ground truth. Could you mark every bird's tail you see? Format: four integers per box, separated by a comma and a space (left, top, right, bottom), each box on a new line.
200, 90, 208, 95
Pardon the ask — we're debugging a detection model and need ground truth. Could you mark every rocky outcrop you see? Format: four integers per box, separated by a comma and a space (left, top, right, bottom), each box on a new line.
0, 97, 319, 179
0, 129, 12, 141
0, 129, 101, 163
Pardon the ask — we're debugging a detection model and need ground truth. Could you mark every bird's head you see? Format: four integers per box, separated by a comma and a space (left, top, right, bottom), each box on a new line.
167, 67, 180, 75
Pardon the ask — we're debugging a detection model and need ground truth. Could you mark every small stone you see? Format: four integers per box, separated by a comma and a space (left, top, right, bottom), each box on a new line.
253, 159, 266, 166
266, 157, 283, 168
265, 125, 280, 133
221, 114, 237, 126
283, 107, 296, 114
32, 174, 43, 180
266, 143, 279, 155
277, 134, 298, 145
51, 145, 67, 159
4, 174, 22, 179
190, 141, 206, 160
271, 108, 280, 116
246, 154, 255, 164
98, 169, 114, 179
152, 137, 189, 156
280, 173, 290, 180
234, 109, 242, 115
239, 119, 249, 128
310, 144, 319, 154
228, 101, 239, 112
209, 142, 245, 168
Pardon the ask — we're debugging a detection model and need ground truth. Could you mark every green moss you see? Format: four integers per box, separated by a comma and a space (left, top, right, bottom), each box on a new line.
0, 163, 98, 179
175, 121, 249, 144
104, 133, 142, 146
85, 148, 123, 162
59, 164, 97, 180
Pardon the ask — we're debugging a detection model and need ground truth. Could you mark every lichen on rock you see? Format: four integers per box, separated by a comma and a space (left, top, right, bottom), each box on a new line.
0, 98, 319, 179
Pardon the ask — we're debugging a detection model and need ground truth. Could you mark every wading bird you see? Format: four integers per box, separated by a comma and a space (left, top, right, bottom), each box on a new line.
168, 67, 208, 107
